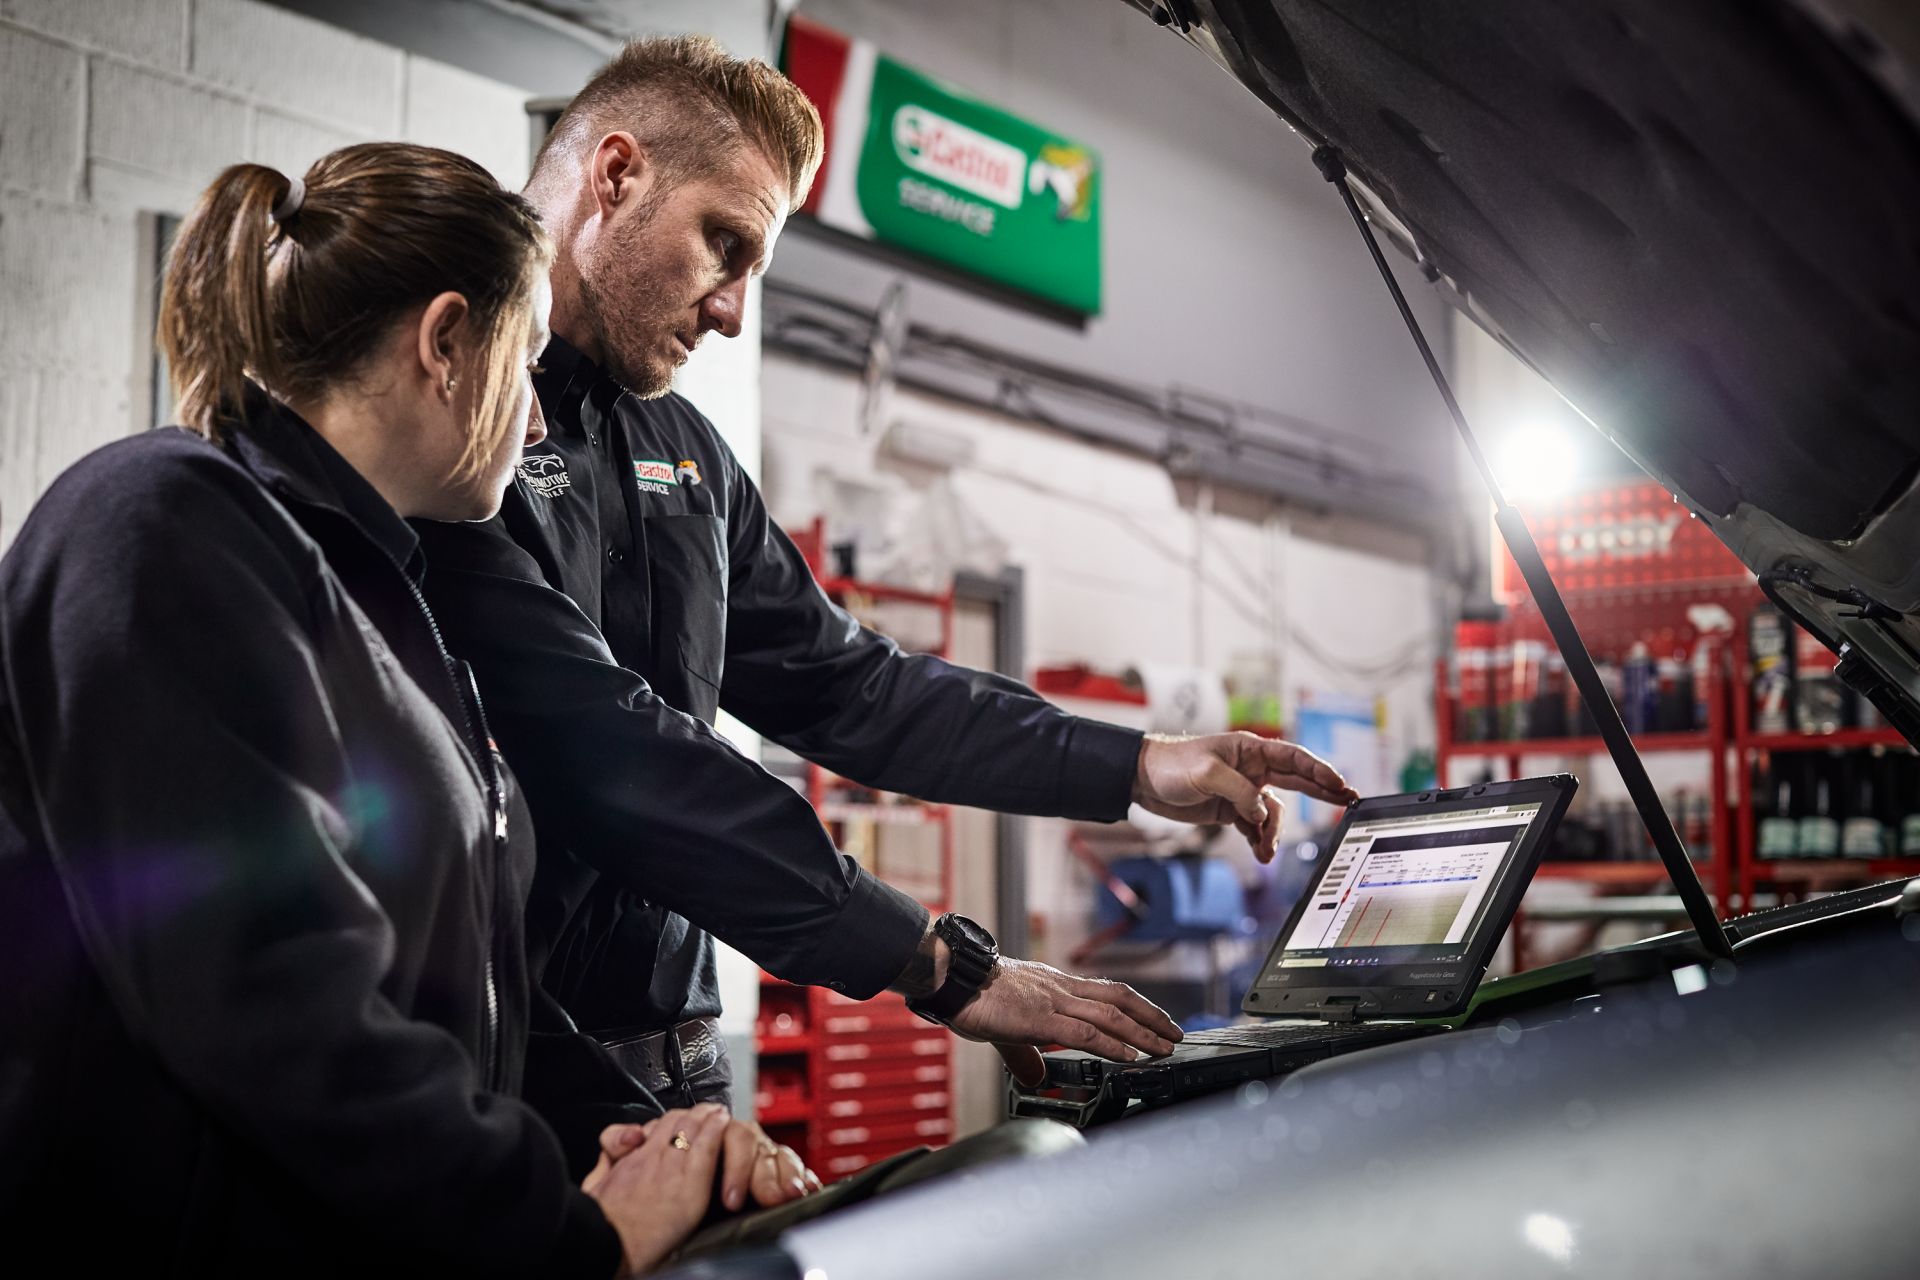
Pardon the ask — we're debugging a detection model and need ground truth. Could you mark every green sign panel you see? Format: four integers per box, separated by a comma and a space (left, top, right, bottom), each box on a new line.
784, 19, 1102, 315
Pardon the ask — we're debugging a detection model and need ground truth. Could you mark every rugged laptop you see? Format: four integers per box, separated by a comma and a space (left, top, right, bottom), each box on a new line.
1029, 774, 1577, 1123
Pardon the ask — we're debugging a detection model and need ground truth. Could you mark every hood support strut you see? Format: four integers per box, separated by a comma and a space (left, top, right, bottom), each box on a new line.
1311, 144, 1736, 962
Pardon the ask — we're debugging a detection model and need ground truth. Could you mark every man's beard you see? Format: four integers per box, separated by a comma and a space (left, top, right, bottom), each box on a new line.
576, 196, 680, 400
577, 267, 678, 400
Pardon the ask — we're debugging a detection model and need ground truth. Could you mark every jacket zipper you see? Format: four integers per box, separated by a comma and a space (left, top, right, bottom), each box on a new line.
403, 573, 509, 1095
454, 657, 510, 1096
297, 498, 509, 1093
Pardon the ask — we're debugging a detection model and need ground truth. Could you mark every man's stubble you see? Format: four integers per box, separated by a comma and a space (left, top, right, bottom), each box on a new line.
575, 192, 681, 401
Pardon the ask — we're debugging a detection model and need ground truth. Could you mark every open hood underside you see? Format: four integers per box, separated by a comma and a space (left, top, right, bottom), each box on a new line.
1141, 0, 1920, 729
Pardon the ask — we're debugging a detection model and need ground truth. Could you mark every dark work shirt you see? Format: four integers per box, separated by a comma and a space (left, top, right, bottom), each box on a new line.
414, 334, 1144, 1039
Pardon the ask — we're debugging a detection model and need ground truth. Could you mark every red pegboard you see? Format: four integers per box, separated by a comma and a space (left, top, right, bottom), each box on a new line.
1496, 481, 1753, 599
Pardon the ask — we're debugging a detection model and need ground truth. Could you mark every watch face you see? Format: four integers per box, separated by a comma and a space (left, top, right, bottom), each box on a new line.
944, 914, 997, 954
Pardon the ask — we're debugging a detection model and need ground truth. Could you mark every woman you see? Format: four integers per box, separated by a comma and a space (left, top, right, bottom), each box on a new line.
0, 145, 718, 1276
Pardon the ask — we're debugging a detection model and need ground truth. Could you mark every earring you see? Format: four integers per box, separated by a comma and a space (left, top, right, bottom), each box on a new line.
445, 375, 458, 394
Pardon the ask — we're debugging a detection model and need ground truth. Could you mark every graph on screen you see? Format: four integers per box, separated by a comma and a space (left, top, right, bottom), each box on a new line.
1285, 809, 1539, 953
1331, 877, 1474, 947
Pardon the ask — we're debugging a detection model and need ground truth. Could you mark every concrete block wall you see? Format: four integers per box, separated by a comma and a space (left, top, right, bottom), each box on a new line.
0, 0, 534, 551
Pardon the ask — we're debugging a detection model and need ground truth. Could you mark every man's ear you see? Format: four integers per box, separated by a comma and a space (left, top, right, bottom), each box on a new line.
416, 291, 470, 399
592, 131, 650, 220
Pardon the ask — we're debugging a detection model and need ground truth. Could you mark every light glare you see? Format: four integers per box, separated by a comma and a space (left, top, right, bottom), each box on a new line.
1523, 1212, 1577, 1266
1495, 424, 1579, 501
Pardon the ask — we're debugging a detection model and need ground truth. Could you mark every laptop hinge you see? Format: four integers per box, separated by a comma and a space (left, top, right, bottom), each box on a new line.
1317, 998, 1367, 1024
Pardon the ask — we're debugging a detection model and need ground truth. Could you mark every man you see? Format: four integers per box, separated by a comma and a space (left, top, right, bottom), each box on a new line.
414, 35, 1356, 1173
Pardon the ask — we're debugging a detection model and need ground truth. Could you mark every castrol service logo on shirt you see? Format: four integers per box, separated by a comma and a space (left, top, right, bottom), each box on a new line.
635, 458, 702, 496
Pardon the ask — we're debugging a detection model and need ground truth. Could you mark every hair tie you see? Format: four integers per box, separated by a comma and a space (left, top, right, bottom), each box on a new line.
272, 175, 306, 223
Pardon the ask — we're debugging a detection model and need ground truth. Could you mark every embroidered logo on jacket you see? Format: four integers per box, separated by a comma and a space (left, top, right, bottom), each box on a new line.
518, 452, 571, 498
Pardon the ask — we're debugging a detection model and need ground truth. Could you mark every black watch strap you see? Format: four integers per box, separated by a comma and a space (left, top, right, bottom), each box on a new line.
908, 914, 998, 1025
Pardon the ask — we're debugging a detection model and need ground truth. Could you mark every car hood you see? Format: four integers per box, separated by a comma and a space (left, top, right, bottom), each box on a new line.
1132, 0, 1920, 734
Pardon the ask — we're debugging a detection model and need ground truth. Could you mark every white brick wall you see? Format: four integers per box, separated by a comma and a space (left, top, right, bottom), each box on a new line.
0, 190, 136, 528
0, 27, 84, 198
89, 59, 249, 181
189, 0, 402, 136
249, 108, 364, 178
0, 0, 536, 551
403, 57, 534, 191
0, 0, 186, 68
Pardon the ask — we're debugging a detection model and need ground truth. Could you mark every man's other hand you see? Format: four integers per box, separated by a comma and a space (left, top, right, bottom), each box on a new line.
945, 957, 1183, 1088
1133, 732, 1360, 862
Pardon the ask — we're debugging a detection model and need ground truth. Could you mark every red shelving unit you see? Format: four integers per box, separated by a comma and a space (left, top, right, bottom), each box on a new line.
1743, 729, 1912, 752
1433, 641, 1735, 918
1437, 481, 1917, 964
1724, 623, 1918, 909
751, 520, 956, 1177
1442, 730, 1716, 759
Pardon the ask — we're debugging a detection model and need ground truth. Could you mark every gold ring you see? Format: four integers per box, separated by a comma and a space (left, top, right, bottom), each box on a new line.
671, 1130, 691, 1151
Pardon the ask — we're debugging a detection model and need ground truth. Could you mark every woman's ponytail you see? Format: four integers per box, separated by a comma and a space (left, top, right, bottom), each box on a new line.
155, 144, 547, 460
157, 164, 296, 437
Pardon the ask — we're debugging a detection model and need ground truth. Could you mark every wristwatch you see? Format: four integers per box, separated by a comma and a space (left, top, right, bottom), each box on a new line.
906, 913, 999, 1026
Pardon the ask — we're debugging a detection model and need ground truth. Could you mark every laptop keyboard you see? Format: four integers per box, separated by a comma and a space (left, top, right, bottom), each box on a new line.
1181, 1022, 1398, 1049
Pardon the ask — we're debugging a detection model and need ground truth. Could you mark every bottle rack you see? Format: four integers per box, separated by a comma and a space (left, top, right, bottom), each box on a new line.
1440, 479, 1919, 946
1725, 624, 1916, 910
1433, 632, 1736, 914
1435, 600, 1917, 929
753, 520, 956, 1178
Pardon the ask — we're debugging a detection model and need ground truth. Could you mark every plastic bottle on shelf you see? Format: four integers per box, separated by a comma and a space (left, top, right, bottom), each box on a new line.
1602, 799, 1636, 862
1678, 787, 1710, 860
1688, 631, 1714, 730
1621, 642, 1655, 734
1455, 620, 1490, 744
1491, 621, 1514, 742
1509, 637, 1544, 740
1656, 655, 1687, 732
1841, 751, 1887, 858
1794, 751, 1842, 858
1444, 631, 1465, 742
1534, 649, 1570, 740
1749, 603, 1794, 736
1897, 752, 1920, 857
1756, 756, 1797, 860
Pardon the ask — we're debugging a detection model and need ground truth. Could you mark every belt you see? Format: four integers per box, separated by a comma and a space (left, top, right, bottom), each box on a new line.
600, 1016, 728, 1101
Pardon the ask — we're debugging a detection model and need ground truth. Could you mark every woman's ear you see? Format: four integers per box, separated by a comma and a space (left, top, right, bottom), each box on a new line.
416, 291, 471, 402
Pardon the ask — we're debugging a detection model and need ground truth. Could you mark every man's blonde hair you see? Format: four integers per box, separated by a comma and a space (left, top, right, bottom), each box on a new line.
534, 34, 824, 207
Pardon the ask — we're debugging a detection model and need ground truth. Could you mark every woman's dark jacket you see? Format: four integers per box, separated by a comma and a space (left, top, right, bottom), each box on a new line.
0, 400, 619, 1277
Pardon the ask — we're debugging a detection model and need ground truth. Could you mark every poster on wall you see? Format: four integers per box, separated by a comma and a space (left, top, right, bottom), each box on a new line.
780, 15, 1103, 316
1291, 694, 1391, 837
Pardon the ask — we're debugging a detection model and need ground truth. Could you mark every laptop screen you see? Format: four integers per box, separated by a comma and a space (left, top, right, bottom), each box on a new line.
1281, 802, 1542, 962
1246, 777, 1574, 1018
